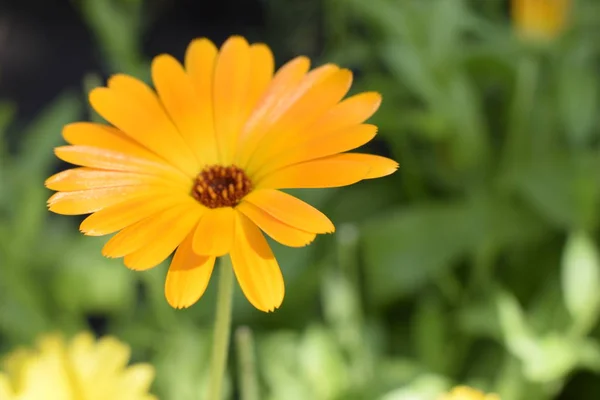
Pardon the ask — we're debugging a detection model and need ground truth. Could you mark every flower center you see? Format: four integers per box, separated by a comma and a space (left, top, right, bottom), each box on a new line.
191, 165, 252, 209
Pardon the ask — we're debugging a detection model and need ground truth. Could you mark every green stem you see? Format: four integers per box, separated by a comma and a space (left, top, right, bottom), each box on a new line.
206, 256, 235, 400
235, 326, 260, 400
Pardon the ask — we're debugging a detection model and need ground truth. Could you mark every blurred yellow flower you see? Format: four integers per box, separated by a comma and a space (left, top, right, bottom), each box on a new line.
0, 332, 156, 400
439, 386, 500, 400
512, 0, 570, 41
45, 35, 397, 312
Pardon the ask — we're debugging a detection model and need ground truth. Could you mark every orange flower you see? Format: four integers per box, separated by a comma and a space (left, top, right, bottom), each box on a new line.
512, 0, 570, 41
45, 36, 397, 312
439, 386, 500, 400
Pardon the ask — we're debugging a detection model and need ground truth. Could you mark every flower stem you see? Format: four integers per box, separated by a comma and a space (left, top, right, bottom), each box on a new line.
206, 256, 235, 400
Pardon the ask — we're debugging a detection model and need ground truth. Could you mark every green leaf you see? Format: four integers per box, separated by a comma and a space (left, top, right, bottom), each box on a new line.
445, 72, 489, 169
522, 334, 579, 383
429, 0, 465, 66
361, 192, 544, 306
299, 325, 350, 399
496, 290, 538, 361
16, 92, 81, 181
10, 92, 82, 258
80, 0, 144, 75
259, 332, 313, 400
561, 231, 600, 335
0, 100, 15, 157
361, 202, 472, 306
513, 155, 600, 230
152, 327, 215, 400
52, 236, 137, 315
557, 56, 598, 146
411, 294, 450, 375
0, 101, 16, 207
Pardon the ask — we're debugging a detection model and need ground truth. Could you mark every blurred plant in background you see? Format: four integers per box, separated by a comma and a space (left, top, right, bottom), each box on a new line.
1, 0, 600, 398
0, 332, 156, 400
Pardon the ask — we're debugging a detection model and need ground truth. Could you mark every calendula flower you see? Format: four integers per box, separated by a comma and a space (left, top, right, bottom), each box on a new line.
439, 386, 500, 400
46, 36, 397, 312
512, 0, 570, 41
0, 332, 156, 400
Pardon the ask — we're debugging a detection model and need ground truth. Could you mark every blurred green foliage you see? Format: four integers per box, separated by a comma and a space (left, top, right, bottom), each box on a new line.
2, 0, 600, 399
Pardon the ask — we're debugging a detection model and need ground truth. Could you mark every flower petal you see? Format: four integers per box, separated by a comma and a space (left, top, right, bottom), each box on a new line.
0, 374, 13, 399
89, 78, 198, 176
123, 201, 204, 270
255, 155, 370, 190
119, 364, 157, 397
80, 195, 189, 236
243, 66, 353, 174
213, 36, 251, 164
309, 91, 382, 134
165, 232, 216, 309
185, 38, 219, 164
237, 201, 316, 247
54, 146, 189, 185
47, 186, 164, 215
242, 189, 334, 233
192, 207, 235, 256
253, 124, 378, 181
101, 199, 203, 263
235, 56, 311, 165
338, 153, 399, 179
246, 44, 275, 116
62, 123, 168, 164
45, 168, 186, 192
152, 54, 218, 165
231, 212, 284, 312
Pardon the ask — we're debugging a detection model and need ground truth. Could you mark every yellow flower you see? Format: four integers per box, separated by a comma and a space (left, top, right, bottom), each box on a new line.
0, 332, 156, 400
439, 386, 500, 400
512, 0, 570, 41
45, 36, 397, 312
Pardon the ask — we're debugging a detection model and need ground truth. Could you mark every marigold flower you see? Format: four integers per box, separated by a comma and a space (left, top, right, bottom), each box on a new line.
439, 386, 500, 400
45, 36, 397, 312
512, 0, 570, 41
0, 332, 156, 400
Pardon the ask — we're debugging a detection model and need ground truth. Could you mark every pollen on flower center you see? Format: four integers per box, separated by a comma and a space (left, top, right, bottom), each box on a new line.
191, 165, 252, 208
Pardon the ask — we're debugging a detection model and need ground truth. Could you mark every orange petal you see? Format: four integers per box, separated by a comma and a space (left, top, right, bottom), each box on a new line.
47, 186, 163, 215
213, 36, 251, 164
102, 199, 204, 265
89, 79, 198, 176
45, 168, 186, 192
310, 91, 382, 134
255, 155, 370, 190
54, 146, 189, 185
165, 232, 216, 309
235, 56, 311, 166
338, 153, 399, 179
80, 195, 188, 236
62, 123, 176, 165
244, 67, 353, 175
152, 54, 218, 164
184, 38, 218, 162
192, 207, 235, 256
253, 124, 378, 181
242, 189, 334, 234
237, 201, 316, 247
123, 203, 204, 271
230, 212, 284, 312
245, 44, 275, 116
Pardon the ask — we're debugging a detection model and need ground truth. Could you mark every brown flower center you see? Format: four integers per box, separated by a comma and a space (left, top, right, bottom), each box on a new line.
191, 165, 252, 208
